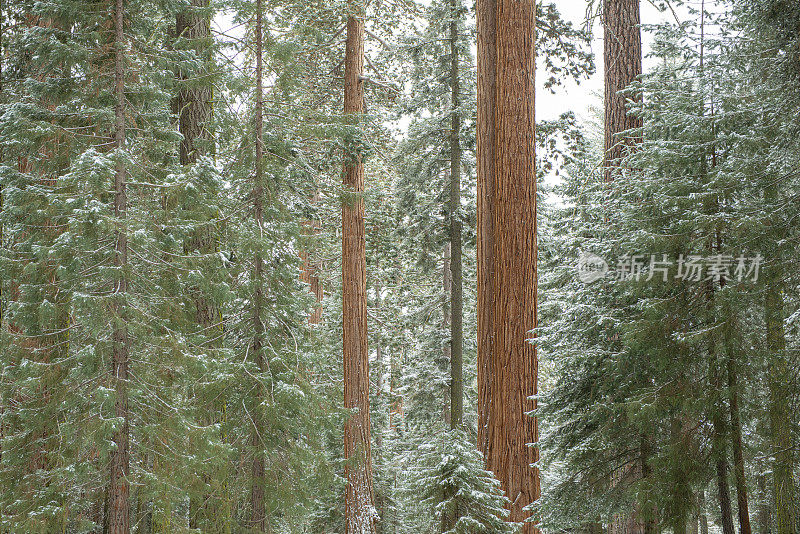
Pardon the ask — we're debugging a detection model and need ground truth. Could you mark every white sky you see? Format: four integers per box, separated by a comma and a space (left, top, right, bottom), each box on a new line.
538, 1, 689, 126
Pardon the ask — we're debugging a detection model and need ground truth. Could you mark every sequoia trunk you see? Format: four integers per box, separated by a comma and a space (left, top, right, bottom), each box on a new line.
342, 10, 376, 534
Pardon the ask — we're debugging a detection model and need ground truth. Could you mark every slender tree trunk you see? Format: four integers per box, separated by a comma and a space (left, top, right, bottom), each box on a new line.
603, 0, 642, 181
757, 471, 771, 534
108, 0, 130, 530
342, 9, 376, 534
475, 0, 495, 456
764, 228, 795, 534
670, 415, 689, 534
0, 0, 4, 330
448, 0, 463, 431
373, 254, 385, 533
250, 0, 266, 529
300, 191, 323, 324
728, 350, 753, 534
699, 490, 709, 534
487, 0, 539, 529
442, 243, 452, 427
710, 353, 736, 534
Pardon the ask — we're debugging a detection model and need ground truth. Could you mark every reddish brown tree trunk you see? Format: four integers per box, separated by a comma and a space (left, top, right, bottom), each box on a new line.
342, 11, 376, 534
108, 0, 130, 530
300, 190, 323, 324
604, 3, 645, 532
603, 0, 642, 181
479, 0, 540, 529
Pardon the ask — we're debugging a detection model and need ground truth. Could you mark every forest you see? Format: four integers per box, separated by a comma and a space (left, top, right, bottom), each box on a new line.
1, 0, 799, 532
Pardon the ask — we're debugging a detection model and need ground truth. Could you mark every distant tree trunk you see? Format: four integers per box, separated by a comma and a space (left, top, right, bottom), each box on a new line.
389, 345, 403, 430
440, 245, 456, 532
442, 243, 452, 427
699, 490, 709, 534
475, 0, 495, 456
373, 254, 385, 533
108, 0, 130, 530
670, 415, 690, 534
300, 193, 323, 324
175, 2, 222, 529
342, 10, 376, 534
176, 0, 211, 166
448, 0, 463, 431
727, 350, 752, 534
603, 0, 642, 181
764, 218, 795, 534
757, 471, 771, 534
483, 0, 539, 528
0, 0, 4, 329
250, 0, 266, 529
710, 354, 735, 534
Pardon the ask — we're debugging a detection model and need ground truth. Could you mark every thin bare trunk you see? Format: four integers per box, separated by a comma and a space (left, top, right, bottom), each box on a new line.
710, 354, 735, 534
448, 0, 463, 431
728, 352, 752, 534
443, 244, 452, 427
300, 191, 323, 324
108, 0, 130, 529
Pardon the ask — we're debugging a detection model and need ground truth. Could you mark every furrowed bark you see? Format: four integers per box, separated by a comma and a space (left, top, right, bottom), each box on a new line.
342, 9, 376, 534
491, 0, 539, 528
603, 0, 642, 181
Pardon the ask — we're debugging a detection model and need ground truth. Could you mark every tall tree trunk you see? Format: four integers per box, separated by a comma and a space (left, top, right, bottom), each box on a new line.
603, 4, 644, 527
250, 0, 267, 529
108, 0, 130, 529
448, 0, 463, 431
342, 10, 376, 534
475, 0, 495, 457
174, 2, 222, 530
603, 0, 642, 181
485, 0, 539, 529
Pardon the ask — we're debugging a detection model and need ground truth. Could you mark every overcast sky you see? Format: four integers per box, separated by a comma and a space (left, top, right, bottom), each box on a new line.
538, 1, 691, 126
